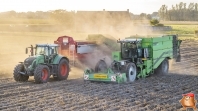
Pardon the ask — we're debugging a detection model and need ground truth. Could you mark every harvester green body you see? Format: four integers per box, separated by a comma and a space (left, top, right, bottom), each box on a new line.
84, 35, 182, 83
13, 44, 70, 83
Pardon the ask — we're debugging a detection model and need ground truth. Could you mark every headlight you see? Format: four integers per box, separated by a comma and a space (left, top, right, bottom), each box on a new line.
111, 76, 116, 81
84, 75, 89, 80
28, 65, 32, 68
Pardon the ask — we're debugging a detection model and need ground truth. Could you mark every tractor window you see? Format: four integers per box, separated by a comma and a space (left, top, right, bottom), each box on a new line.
36, 47, 48, 55
121, 42, 137, 58
126, 43, 136, 49
49, 47, 58, 55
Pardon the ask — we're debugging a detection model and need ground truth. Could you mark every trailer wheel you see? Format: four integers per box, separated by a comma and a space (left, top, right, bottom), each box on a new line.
126, 63, 137, 82
34, 65, 50, 83
13, 64, 29, 82
95, 60, 108, 73
156, 58, 169, 75
56, 59, 69, 80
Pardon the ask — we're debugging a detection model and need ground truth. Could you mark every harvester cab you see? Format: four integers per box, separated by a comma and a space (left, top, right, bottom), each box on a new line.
118, 38, 148, 64
84, 35, 182, 83
14, 44, 70, 83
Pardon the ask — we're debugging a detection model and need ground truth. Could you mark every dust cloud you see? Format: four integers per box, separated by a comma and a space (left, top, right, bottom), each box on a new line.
0, 10, 158, 79
75, 10, 157, 39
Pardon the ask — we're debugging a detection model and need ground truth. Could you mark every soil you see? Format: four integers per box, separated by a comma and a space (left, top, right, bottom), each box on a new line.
0, 40, 198, 111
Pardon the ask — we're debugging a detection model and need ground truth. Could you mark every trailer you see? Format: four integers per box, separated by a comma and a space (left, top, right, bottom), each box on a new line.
83, 35, 182, 83
54, 36, 97, 65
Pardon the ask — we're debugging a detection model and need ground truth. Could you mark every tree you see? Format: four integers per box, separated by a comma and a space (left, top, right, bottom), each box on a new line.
146, 14, 152, 20
140, 13, 147, 20
158, 5, 168, 21
150, 19, 159, 26
157, 2, 198, 21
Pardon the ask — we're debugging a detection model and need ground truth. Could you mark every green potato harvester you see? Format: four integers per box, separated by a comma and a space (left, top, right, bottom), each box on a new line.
83, 35, 182, 83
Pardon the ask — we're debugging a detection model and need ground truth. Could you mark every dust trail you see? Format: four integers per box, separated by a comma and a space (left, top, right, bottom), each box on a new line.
0, 10, 160, 79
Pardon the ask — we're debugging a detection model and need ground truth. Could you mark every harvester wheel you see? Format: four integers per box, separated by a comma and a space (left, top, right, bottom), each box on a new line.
156, 58, 169, 75
95, 60, 108, 73
56, 59, 69, 80
13, 64, 29, 82
126, 63, 137, 82
34, 65, 50, 83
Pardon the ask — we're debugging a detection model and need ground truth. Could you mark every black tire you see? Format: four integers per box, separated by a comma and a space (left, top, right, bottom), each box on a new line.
13, 64, 29, 82
155, 58, 169, 75
34, 65, 50, 83
95, 60, 108, 73
125, 63, 137, 82
56, 59, 69, 80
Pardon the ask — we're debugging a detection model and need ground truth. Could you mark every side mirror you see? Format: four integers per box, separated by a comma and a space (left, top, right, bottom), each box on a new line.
26, 48, 28, 54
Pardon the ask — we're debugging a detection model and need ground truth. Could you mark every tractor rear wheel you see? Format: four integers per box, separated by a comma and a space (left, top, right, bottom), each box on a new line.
95, 60, 108, 73
56, 59, 69, 80
156, 58, 169, 75
34, 65, 50, 83
126, 63, 137, 82
13, 64, 29, 82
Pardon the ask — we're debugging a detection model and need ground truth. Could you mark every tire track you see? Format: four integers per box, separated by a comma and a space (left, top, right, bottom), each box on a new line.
0, 39, 197, 110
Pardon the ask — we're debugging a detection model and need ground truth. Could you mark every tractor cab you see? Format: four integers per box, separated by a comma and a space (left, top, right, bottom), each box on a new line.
117, 38, 148, 64
35, 44, 59, 55
35, 44, 59, 63
25, 44, 60, 64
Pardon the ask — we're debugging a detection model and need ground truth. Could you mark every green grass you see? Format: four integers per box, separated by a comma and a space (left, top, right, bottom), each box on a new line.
162, 24, 198, 38
165, 25, 198, 34
161, 21, 198, 25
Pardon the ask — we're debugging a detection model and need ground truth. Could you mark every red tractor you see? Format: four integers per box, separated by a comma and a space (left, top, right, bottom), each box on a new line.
54, 36, 97, 66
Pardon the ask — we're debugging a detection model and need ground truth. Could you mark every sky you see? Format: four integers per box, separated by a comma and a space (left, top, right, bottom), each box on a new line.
0, 0, 197, 14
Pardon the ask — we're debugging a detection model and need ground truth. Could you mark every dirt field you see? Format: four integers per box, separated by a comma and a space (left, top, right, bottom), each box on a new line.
0, 38, 198, 110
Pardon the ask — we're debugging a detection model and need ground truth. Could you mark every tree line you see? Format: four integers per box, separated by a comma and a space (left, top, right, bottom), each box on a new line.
159, 2, 198, 21
0, 2, 197, 23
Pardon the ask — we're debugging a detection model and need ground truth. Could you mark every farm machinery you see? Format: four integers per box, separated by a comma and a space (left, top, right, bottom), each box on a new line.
54, 35, 97, 66
13, 44, 70, 83
13, 34, 117, 83
54, 35, 118, 67
83, 35, 182, 83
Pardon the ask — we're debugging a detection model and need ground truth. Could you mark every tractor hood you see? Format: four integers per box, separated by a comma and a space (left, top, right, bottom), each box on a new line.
24, 56, 36, 69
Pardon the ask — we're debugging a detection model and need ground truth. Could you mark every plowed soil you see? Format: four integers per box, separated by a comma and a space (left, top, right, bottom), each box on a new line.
0, 40, 198, 111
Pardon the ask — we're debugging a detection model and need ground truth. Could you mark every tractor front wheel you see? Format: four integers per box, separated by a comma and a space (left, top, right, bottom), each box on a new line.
34, 65, 50, 83
13, 64, 29, 82
126, 63, 137, 82
56, 59, 69, 80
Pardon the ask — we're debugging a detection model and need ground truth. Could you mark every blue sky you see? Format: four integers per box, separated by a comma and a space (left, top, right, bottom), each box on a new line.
0, 0, 196, 14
